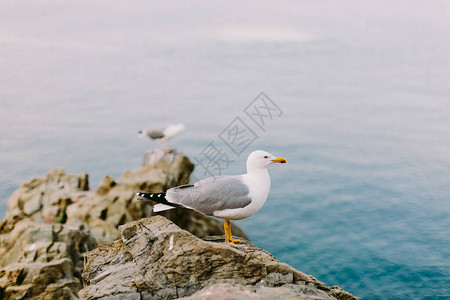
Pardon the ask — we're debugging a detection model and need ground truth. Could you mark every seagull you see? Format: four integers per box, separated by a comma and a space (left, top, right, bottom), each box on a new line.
136, 150, 287, 244
138, 124, 185, 151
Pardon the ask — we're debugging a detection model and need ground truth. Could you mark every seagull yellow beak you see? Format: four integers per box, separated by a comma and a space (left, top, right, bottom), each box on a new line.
272, 157, 287, 163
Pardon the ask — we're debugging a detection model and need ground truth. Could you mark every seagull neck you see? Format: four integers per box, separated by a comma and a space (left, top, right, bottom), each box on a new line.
247, 167, 269, 178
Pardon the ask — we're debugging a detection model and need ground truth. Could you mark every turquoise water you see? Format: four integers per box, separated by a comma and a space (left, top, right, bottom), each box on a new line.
1, 1, 450, 299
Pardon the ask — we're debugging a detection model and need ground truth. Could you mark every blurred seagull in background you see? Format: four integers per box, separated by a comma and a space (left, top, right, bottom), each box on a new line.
138, 123, 185, 151
137, 150, 287, 245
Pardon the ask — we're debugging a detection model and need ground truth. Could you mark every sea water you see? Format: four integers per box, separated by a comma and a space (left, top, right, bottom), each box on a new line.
1, 1, 449, 299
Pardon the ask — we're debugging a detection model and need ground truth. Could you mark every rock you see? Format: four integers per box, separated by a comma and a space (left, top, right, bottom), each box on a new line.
79, 216, 360, 300
95, 176, 116, 196
0, 149, 249, 299
180, 283, 348, 300
1, 169, 89, 235
135, 148, 194, 191
0, 220, 96, 299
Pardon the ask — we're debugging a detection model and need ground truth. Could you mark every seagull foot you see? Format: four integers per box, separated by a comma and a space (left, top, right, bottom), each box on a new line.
230, 237, 241, 243
225, 237, 241, 245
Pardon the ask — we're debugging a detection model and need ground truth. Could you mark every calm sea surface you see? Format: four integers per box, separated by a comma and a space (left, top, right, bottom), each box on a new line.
1, 1, 449, 299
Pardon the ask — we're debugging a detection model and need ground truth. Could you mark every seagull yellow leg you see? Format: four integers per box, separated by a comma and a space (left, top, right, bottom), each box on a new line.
224, 220, 241, 244
224, 220, 232, 244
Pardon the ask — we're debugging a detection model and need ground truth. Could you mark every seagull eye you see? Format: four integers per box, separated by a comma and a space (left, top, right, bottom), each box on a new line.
264, 156, 268, 159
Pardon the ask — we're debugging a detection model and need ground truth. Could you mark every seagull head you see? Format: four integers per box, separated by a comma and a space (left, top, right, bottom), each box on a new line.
246, 150, 287, 172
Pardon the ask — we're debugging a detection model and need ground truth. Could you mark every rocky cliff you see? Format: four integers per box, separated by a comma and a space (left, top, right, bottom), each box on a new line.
0, 149, 360, 300
0, 149, 244, 299
79, 216, 359, 300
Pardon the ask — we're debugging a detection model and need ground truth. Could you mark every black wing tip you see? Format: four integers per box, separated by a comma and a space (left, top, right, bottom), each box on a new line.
136, 192, 166, 200
135, 192, 184, 209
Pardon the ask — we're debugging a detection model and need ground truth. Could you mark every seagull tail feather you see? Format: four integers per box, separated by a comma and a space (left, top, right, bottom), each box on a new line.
153, 203, 176, 212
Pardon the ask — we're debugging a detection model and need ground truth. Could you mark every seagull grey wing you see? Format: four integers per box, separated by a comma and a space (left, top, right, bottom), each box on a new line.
147, 129, 165, 139
166, 176, 251, 216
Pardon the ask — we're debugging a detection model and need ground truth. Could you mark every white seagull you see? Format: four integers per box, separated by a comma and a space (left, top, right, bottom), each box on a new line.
138, 124, 185, 151
136, 150, 287, 244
